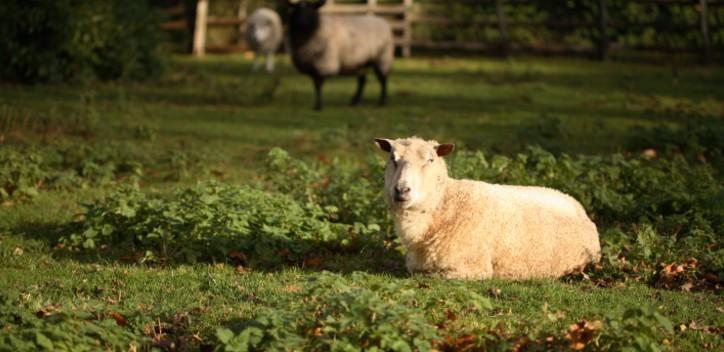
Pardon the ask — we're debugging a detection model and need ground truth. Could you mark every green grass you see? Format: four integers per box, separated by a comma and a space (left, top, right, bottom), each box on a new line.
1, 55, 722, 351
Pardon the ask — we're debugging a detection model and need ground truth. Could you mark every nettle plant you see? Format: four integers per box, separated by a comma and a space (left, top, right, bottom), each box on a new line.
216, 273, 492, 352
62, 182, 351, 265
0, 293, 142, 351
0, 141, 213, 201
0, 148, 45, 199
264, 147, 389, 227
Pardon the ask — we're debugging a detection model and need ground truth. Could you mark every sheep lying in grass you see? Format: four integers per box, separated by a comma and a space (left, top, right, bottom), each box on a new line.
374, 137, 601, 279
287, 0, 394, 110
245, 8, 283, 73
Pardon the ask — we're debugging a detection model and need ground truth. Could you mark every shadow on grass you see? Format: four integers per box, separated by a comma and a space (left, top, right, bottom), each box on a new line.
9, 220, 408, 277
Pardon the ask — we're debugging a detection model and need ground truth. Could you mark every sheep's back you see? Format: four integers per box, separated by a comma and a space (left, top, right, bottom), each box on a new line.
318, 16, 394, 74
482, 183, 600, 277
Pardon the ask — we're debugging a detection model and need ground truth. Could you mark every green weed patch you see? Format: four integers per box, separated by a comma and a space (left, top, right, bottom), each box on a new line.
61, 182, 372, 265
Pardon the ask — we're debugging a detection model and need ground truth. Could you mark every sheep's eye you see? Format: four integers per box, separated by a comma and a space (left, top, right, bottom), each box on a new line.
428, 158, 434, 163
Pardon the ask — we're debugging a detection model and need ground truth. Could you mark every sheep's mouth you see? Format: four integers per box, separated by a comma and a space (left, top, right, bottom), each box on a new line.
394, 195, 411, 203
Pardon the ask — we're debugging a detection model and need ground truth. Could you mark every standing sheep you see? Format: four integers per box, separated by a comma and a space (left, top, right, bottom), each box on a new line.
245, 8, 283, 73
287, 0, 394, 110
374, 137, 601, 279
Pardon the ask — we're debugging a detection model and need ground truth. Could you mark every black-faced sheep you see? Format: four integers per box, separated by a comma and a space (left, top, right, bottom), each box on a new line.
374, 137, 601, 279
287, 0, 394, 110
245, 8, 283, 73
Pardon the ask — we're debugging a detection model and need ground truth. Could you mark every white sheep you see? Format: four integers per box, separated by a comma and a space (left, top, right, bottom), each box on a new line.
245, 8, 283, 73
374, 137, 601, 279
287, 0, 394, 110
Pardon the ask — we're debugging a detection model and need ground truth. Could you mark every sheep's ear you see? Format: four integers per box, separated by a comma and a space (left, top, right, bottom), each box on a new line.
436, 143, 455, 157
374, 138, 392, 153
313, 0, 327, 8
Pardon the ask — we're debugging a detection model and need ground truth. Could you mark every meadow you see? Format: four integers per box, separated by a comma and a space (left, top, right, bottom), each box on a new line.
1, 55, 722, 351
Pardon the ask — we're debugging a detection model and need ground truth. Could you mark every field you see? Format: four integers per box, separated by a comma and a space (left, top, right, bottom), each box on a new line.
1, 55, 722, 351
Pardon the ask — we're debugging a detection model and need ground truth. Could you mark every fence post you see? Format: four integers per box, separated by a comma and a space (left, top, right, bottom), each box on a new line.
368, 0, 377, 15
402, 0, 412, 57
597, 0, 608, 60
495, 0, 510, 56
193, 0, 209, 57
237, 0, 247, 38
700, 0, 711, 63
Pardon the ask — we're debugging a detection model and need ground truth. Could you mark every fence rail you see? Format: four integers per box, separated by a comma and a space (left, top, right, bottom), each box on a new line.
160, 0, 723, 60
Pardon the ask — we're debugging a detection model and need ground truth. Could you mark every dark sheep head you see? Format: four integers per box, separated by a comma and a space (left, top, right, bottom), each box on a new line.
288, 0, 326, 31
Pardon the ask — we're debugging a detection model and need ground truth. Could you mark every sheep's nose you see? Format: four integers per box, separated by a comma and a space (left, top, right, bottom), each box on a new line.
394, 185, 411, 201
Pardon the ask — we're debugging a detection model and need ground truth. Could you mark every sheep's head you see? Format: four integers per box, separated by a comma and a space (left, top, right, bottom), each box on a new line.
249, 15, 275, 43
375, 137, 454, 210
288, 0, 326, 30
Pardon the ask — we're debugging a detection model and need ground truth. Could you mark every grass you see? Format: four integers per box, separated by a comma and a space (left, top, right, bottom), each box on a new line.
1, 55, 722, 351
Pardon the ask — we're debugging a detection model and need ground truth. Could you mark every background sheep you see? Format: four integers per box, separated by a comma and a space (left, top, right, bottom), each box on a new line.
245, 8, 283, 73
287, 0, 394, 110
374, 137, 601, 279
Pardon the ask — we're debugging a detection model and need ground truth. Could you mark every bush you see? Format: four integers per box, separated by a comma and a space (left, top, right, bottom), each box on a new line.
0, 142, 212, 200
215, 272, 491, 352
62, 182, 352, 265
0, 293, 142, 351
0, 149, 45, 199
0, 0, 163, 83
264, 148, 389, 227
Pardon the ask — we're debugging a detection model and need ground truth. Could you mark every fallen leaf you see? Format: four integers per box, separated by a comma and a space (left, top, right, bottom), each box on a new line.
109, 311, 127, 326
303, 257, 322, 267
445, 309, 457, 322
283, 285, 301, 293
565, 320, 603, 350
642, 148, 657, 159
680, 282, 694, 292
228, 251, 246, 261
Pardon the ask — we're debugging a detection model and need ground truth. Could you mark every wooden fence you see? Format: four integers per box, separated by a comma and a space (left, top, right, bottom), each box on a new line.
408, 0, 722, 61
162, 0, 722, 60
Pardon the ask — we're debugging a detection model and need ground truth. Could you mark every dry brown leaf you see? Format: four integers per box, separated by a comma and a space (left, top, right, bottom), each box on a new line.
109, 311, 127, 326
445, 309, 457, 322
304, 257, 322, 267
680, 282, 694, 292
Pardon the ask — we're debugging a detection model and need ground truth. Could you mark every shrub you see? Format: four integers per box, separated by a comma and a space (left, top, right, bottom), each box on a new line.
0, 142, 211, 200
596, 306, 674, 352
265, 148, 389, 227
0, 149, 45, 199
215, 272, 492, 352
0, 0, 163, 83
0, 293, 142, 351
62, 182, 351, 265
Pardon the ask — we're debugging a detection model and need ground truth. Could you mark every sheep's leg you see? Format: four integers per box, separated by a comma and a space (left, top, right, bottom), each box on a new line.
312, 75, 324, 111
350, 75, 366, 106
251, 56, 262, 72
265, 53, 275, 73
373, 66, 387, 106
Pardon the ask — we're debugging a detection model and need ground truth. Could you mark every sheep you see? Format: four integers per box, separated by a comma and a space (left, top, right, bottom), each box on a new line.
245, 8, 283, 73
287, 0, 394, 110
374, 137, 601, 280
